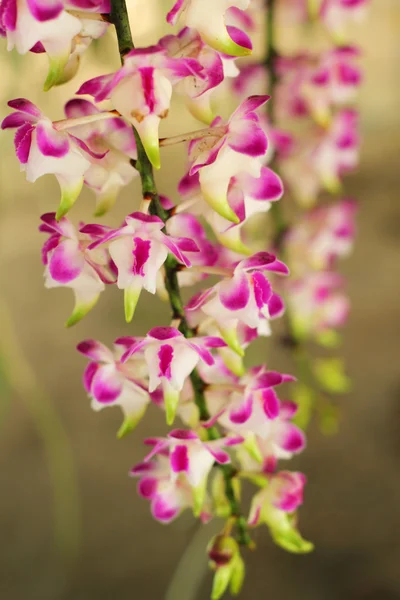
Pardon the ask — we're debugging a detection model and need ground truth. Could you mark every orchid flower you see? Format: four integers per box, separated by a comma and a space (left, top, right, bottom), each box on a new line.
138, 429, 242, 514
77, 45, 204, 169
39, 212, 115, 326
121, 327, 226, 424
186, 252, 288, 354
1, 98, 107, 218
285, 198, 357, 274
276, 47, 361, 125
77, 337, 150, 437
167, 0, 252, 57
236, 401, 306, 473
87, 212, 199, 322
187, 95, 271, 223
64, 98, 138, 216
248, 471, 313, 553
0, 0, 110, 90
286, 272, 350, 340
178, 165, 283, 254
280, 109, 359, 206
131, 453, 211, 523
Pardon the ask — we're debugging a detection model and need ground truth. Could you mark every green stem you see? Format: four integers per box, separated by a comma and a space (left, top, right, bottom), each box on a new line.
110, 0, 251, 547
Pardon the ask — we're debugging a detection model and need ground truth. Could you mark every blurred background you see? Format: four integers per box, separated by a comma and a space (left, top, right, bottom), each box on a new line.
0, 0, 400, 598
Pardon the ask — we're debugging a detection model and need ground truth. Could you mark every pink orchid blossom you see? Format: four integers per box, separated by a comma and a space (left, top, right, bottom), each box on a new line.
280, 109, 359, 206
0, 0, 110, 89
187, 95, 271, 223
131, 451, 212, 523
159, 27, 226, 124
186, 252, 288, 354
248, 471, 312, 553
77, 45, 204, 169
285, 198, 357, 275
318, 0, 370, 42
64, 98, 138, 216
178, 165, 283, 254
236, 401, 306, 473
87, 212, 199, 322
167, 0, 252, 57
0, 98, 108, 218
77, 337, 150, 437
137, 429, 241, 514
166, 213, 220, 287
39, 212, 115, 326
286, 272, 350, 340
121, 327, 226, 424
276, 47, 361, 125
204, 364, 296, 432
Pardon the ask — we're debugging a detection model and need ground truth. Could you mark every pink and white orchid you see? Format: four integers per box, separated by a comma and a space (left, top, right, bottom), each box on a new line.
77, 45, 204, 169
186, 95, 271, 223
0, 0, 110, 90
285, 198, 357, 275
166, 0, 252, 57
186, 252, 288, 353
64, 98, 138, 216
39, 212, 115, 325
248, 471, 313, 553
1, 98, 105, 218
178, 165, 283, 254
88, 212, 199, 322
77, 337, 150, 437
276, 47, 361, 125
138, 429, 241, 514
121, 327, 226, 424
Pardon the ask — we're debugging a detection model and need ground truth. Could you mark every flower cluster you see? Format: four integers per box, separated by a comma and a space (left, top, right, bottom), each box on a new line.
1, 0, 368, 596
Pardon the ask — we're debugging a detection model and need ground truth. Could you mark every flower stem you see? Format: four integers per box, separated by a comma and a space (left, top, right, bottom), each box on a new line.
110, 0, 252, 547
159, 126, 226, 147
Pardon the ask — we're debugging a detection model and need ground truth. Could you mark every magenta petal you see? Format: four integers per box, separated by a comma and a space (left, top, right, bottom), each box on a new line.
76, 73, 115, 102
262, 388, 279, 419
169, 429, 198, 440
246, 167, 283, 201
170, 444, 189, 473
226, 25, 252, 51
49, 239, 84, 283
14, 123, 33, 164
204, 445, 230, 464
229, 116, 267, 157
36, 122, 69, 157
268, 293, 285, 318
1, 112, 34, 129
240, 251, 276, 272
149, 327, 182, 341
229, 396, 253, 424
166, 0, 184, 24
7, 98, 41, 116
64, 98, 99, 118
77, 339, 113, 362
188, 342, 214, 366
219, 271, 250, 311
83, 361, 98, 393
92, 365, 123, 404
0, 0, 17, 31
264, 260, 289, 275
280, 400, 298, 419
157, 344, 173, 379
27, 0, 63, 20
138, 476, 158, 499
280, 425, 306, 453
252, 370, 283, 390
231, 95, 270, 120
252, 271, 272, 309
151, 496, 179, 523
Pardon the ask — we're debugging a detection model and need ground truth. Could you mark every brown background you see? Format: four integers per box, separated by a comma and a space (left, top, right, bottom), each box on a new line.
0, 0, 399, 598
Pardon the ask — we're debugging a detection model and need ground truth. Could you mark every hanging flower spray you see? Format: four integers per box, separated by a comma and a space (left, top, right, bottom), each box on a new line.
1, 0, 368, 595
